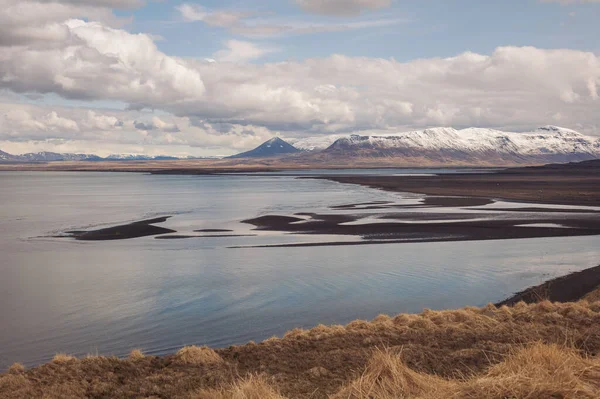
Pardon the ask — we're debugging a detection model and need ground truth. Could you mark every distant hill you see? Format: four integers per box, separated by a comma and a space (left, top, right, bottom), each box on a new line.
104, 154, 179, 161
2, 125, 599, 167
0, 150, 19, 162
0, 150, 188, 163
19, 152, 103, 162
228, 137, 300, 158
292, 126, 600, 166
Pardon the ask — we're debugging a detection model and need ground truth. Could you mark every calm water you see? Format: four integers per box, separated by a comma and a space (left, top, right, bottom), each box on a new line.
1, 171, 599, 369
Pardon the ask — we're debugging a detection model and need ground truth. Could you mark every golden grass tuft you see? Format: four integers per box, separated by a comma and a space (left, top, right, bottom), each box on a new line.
332, 343, 600, 399
191, 375, 285, 399
128, 349, 145, 360
583, 286, 600, 302
0, 373, 31, 395
175, 346, 223, 365
455, 343, 600, 399
51, 353, 76, 364
331, 349, 451, 399
7, 363, 25, 374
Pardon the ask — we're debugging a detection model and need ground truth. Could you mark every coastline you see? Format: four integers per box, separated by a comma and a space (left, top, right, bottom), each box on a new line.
2, 159, 598, 207
497, 264, 600, 306
308, 173, 600, 207
2, 266, 599, 398
2, 160, 600, 398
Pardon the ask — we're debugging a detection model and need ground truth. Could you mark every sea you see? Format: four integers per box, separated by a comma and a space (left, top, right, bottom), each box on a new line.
1, 170, 599, 369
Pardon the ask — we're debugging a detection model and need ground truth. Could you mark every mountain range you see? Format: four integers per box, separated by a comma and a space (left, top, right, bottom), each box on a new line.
235, 126, 600, 166
2, 126, 599, 166
0, 151, 200, 163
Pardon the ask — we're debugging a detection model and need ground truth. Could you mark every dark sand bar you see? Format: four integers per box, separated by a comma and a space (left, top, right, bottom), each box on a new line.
498, 264, 600, 306
310, 159, 600, 207
64, 217, 175, 241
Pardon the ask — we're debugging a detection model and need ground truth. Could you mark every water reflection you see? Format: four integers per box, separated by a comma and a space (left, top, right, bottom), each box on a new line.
0, 172, 598, 370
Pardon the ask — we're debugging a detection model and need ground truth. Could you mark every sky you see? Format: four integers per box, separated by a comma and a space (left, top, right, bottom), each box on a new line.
0, 0, 599, 157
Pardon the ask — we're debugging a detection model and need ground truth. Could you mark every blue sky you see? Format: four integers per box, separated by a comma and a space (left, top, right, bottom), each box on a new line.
0, 0, 599, 156
128, 0, 600, 61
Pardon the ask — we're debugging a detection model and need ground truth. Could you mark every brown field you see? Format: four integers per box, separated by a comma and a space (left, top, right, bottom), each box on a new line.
2, 286, 599, 399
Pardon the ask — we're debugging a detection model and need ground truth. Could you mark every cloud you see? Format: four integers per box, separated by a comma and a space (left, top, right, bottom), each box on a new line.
214, 40, 278, 63
134, 116, 180, 132
0, 0, 147, 48
34, 0, 144, 8
0, 102, 277, 156
161, 46, 598, 137
176, 3, 401, 37
178, 4, 250, 26
4, 45, 600, 151
0, 19, 205, 107
295, 0, 392, 16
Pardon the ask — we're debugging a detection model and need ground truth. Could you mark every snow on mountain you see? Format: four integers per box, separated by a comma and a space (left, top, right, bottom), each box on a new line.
295, 126, 599, 161
288, 135, 347, 151
0, 150, 19, 161
105, 154, 178, 160
0, 151, 179, 162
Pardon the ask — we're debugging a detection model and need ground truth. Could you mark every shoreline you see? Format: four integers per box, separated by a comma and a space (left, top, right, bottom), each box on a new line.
497, 264, 600, 306
309, 174, 600, 207
2, 265, 599, 398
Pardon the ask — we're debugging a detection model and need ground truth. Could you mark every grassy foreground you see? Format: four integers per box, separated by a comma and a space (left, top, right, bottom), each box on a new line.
1, 287, 600, 398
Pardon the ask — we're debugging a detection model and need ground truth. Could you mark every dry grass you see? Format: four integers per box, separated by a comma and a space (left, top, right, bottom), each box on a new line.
455, 343, 600, 399
2, 298, 600, 398
583, 286, 600, 302
332, 343, 600, 399
191, 376, 285, 399
51, 353, 76, 364
331, 348, 451, 398
175, 345, 224, 365
6, 364, 24, 375
128, 349, 145, 360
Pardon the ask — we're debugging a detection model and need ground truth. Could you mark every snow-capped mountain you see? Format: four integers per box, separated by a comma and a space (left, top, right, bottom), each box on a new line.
18, 152, 103, 162
105, 154, 178, 161
0, 151, 183, 163
288, 135, 347, 151
228, 137, 300, 158
0, 150, 18, 161
294, 126, 600, 165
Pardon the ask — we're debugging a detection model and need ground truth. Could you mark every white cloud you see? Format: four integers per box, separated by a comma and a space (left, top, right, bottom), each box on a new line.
0, 0, 140, 48
0, 102, 278, 156
4, 44, 600, 156
1, 0, 599, 155
2, 41, 600, 150
44, 111, 80, 131
176, 3, 401, 37
165, 46, 599, 137
0, 19, 205, 106
214, 40, 278, 63
295, 0, 392, 16
34, 0, 144, 7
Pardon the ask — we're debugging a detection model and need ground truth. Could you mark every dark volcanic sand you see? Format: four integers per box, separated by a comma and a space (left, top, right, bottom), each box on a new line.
311, 174, 600, 207
497, 264, 600, 306
155, 234, 256, 240
224, 160, 599, 247
65, 217, 175, 241
194, 229, 234, 233
310, 160, 600, 207
236, 210, 600, 248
